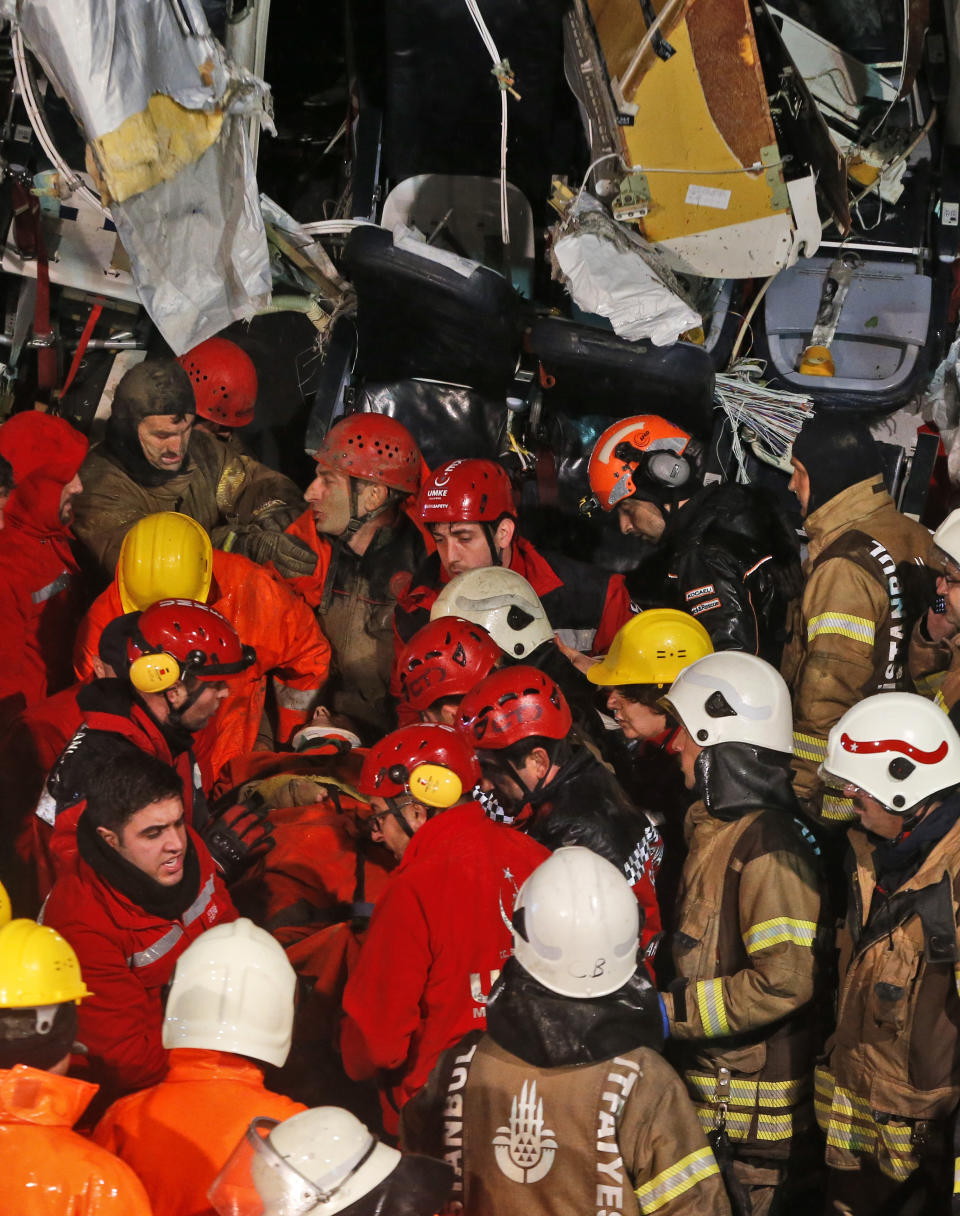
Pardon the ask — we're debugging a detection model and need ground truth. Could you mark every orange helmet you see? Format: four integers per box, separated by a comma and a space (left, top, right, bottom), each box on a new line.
315, 414, 422, 495
587, 415, 693, 510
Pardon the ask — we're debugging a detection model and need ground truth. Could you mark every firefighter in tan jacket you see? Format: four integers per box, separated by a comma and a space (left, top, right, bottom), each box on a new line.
909, 507, 960, 720
781, 414, 933, 826
659, 652, 825, 1216
817, 693, 960, 1215
401, 847, 730, 1216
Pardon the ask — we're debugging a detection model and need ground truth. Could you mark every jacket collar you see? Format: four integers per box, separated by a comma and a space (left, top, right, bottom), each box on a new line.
164, 1048, 266, 1084
803, 475, 890, 561
0, 1064, 97, 1127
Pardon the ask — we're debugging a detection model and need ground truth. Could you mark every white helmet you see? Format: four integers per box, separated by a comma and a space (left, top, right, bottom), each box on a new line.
163, 918, 296, 1068
430, 567, 553, 659
821, 692, 960, 813
209, 1109, 402, 1216
663, 652, 793, 753
511, 847, 639, 999
932, 508, 960, 569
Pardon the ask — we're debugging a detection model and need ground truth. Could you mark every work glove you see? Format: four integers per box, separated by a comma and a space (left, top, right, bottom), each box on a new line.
228, 525, 318, 578
200, 795, 276, 884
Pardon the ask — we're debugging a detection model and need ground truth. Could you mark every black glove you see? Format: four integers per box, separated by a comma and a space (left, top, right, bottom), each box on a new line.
200, 797, 276, 884
230, 526, 318, 578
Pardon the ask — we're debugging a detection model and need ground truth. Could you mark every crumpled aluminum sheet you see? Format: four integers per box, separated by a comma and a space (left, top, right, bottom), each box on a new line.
2, 0, 273, 353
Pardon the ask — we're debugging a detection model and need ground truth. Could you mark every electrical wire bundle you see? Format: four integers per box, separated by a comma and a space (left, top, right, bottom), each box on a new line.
714, 360, 814, 480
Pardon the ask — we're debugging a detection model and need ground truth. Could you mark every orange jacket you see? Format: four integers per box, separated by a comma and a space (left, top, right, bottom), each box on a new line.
93, 1048, 304, 1216
0, 1064, 153, 1215
73, 549, 331, 776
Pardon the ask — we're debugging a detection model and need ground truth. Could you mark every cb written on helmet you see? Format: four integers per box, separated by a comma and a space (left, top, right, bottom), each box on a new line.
821, 692, 960, 814
358, 722, 481, 810
127, 598, 256, 695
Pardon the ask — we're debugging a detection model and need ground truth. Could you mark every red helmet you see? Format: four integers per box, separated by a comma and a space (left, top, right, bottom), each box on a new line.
176, 338, 258, 428
588, 415, 692, 510
358, 723, 481, 808
456, 666, 572, 749
398, 617, 501, 712
419, 459, 515, 524
127, 598, 256, 694
314, 414, 422, 495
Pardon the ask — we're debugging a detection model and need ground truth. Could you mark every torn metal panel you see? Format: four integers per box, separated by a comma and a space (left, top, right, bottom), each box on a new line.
2, 0, 274, 353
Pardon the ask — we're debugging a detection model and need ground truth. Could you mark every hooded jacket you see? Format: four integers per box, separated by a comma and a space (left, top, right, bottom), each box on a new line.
0, 411, 88, 728
816, 793, 960, 1185
73, 548, 331, 775
94, 1048, 305, 1216
340, 801, 549, 1133
660, 742, 825, 1162
401, 963, 728, 1216
43, 826, 236, 1096
36, 678, 206, 895
0, 1064, 152, 1215
780, 476, 934, 824
72, 425, 303, 577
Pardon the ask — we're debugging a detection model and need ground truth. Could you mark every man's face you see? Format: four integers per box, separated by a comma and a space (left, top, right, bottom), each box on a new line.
668, 723, 702, 790
58, 473, 83, 526
101, 795, 187, 885
788, 457, 811, 518
430, 521, 500, 576
605, 689, 667, 741
842, 782, 907, 839
367, 794, 423, 860
138, 415, 194, 473
616, 498, 666, 541
936, 560, 960, 628
478, 749, 544, 811
305, 464, 354, 537
176, 679, 229, 732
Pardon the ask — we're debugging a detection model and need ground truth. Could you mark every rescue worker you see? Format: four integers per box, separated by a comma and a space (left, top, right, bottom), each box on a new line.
659, 651, 825, 1215
94, 918, 305, 1216
0, 614, 139, 915
72, 357, 311, 579
396, 457, 632, 657
586, 414, 800, 665
586, 609, 713, 953
176, 334, 258, 443
339, 722, 548, 1132
73, 511, 331, 774
402, 847, 730, 1216
817, 693, 960, 1214
782, 412, 935, 826
0, 410, 88, 729
40, 598, 271, 893
0, 909, 153, 1215
396, 613, 502, 725
43, 750, 237, 1097
456, 665, 664, 964
908, 505, 960, 722
283, 413, 429, 738
428, 565, 606, 740
210, 1106, 454, 1216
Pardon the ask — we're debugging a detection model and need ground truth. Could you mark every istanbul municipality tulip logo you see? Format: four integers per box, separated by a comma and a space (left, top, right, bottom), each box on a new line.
493, 1080, 557, 1183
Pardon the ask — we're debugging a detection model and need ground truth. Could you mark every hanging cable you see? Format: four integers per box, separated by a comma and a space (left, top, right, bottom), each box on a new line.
463, 0, 516, 247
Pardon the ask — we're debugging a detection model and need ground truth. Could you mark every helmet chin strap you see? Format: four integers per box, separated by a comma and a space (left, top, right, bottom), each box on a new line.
342, 478, 394, 541
386, 794, 419, 836
163, 675, 203, 731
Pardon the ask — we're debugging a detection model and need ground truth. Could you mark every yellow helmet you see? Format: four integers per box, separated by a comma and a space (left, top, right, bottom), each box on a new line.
587, 608, 713, 688
118, 512, 213, 613
0, 882, 10, 929
0, 919, 91, 1007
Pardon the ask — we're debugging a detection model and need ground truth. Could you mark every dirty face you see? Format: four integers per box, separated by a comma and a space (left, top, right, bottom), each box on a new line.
788, 457, 811, 518
58, 473, 83, 526
616, 498, 666, 541
138, 414, 194, 473
305, 463, 354, 537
